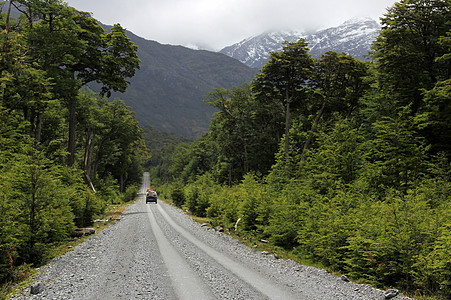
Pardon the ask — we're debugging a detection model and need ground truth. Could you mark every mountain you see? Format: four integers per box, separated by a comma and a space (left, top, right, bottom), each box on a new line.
5, 2, 255, 138
105, 29, 257, 138
220, 17, 380, 70
219, 30, 305, 69
307, 17, 380, 59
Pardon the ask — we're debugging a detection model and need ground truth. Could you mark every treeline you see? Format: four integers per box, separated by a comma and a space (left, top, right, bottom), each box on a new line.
0, 0, 147, 286
151, 0, 451, 298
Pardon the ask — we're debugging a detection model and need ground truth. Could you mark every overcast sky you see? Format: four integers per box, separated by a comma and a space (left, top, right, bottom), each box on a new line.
64, 0, 397, 51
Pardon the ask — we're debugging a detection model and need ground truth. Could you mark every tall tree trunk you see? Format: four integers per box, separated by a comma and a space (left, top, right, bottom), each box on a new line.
35, 111, 42, 150
302, 95, 329, 157
285, 100, 290, 161
84, 129, 94, 177
83, 129, 96, 192
1, 0, 12, 54
284, 93, 292, 173
120, 173, 124, 193
228, 163, 232, 187
243, 142, 249, 173
68, 98, 76, 166
91, 134, 110, 180
84, 173, 96, 193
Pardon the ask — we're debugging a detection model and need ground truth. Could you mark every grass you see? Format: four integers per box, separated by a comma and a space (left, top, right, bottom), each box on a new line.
51, 203, 128, 258
93, 203, 127, 230
1, 264, 37, 300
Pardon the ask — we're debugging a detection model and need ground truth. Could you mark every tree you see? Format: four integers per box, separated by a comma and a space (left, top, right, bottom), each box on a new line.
97, 24, 140, 97
299, 118, 367, 187
22, 1, 140, 165
206, 84, 277, 184
422, 78, 451, 156
5, 148, 75, 265
420, 30, 451, 157
0, 104, 30, 281
77, 94, 146, 192
372, 0, 451, 114
0, 1, 146, 285
252, 40, 314, 167
0, 5, 54, 149
366, 107, 430, 194
302, 52, 368, 156
369, 0, 451, 164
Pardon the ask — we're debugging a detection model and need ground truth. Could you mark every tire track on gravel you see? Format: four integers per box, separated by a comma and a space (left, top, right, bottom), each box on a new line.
146, 204, 215, 300
152, 202, 301, 300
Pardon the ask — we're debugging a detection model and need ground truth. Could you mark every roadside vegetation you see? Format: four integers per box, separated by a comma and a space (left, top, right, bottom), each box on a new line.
150, 1, 451, 299
0, 0, 148, 297
1, 0, 450, 299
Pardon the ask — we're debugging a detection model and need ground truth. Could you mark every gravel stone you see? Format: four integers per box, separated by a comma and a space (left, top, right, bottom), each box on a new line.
9, 180, 414, 300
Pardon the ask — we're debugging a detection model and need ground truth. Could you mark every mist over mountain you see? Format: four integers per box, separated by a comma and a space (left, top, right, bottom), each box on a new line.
102, 18, 380, 138
5, 2, 382, 139
220, 17, 380, 69
104, 28, 257, 138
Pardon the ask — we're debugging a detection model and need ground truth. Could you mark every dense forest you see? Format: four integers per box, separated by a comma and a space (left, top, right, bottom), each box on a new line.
0, 0, 148, 291
1, 0, 450, 299
150, 0, 451, 298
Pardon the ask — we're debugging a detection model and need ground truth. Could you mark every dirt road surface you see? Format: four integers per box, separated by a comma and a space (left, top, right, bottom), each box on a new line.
10, 173, 409, 300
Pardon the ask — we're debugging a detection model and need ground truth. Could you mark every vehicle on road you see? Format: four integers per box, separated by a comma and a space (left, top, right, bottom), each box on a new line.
146, 188, 158, 204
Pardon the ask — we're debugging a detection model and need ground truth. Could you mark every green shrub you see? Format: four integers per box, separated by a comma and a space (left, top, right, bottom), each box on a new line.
171, 185, 185, 207
184, 185, 199, 214
413, 223, 451, 298
95, 174, 121, 204
122, 184, 140, 202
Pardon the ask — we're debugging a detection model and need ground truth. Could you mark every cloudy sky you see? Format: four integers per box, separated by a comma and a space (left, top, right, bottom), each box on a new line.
65, 0, 397, 50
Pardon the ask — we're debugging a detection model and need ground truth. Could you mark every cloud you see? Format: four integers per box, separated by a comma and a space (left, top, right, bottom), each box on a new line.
66, 0, 397, 50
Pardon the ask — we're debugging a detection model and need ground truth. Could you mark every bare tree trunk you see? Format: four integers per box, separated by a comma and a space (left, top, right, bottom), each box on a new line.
84, 129, 94, 177
84, 173, 96, 193
83, 129, 96, 192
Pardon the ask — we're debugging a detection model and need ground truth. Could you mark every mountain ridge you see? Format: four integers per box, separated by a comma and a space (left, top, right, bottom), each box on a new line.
101, 26, 257, 138
220, 17, 380, 69
102, 18, 380, 138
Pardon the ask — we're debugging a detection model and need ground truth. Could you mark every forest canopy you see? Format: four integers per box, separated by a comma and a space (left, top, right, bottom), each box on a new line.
0, 0, 147, 285
150, 0, 451, 298
1, 0, 450, 298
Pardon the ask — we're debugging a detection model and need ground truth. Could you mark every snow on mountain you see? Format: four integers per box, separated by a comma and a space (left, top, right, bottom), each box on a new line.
220, 30, 306, 68
308, 17, 380, 60
220, 17, 380, 69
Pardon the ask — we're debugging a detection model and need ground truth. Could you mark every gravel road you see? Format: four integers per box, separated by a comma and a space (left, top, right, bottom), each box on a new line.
10, 173, 412, 300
